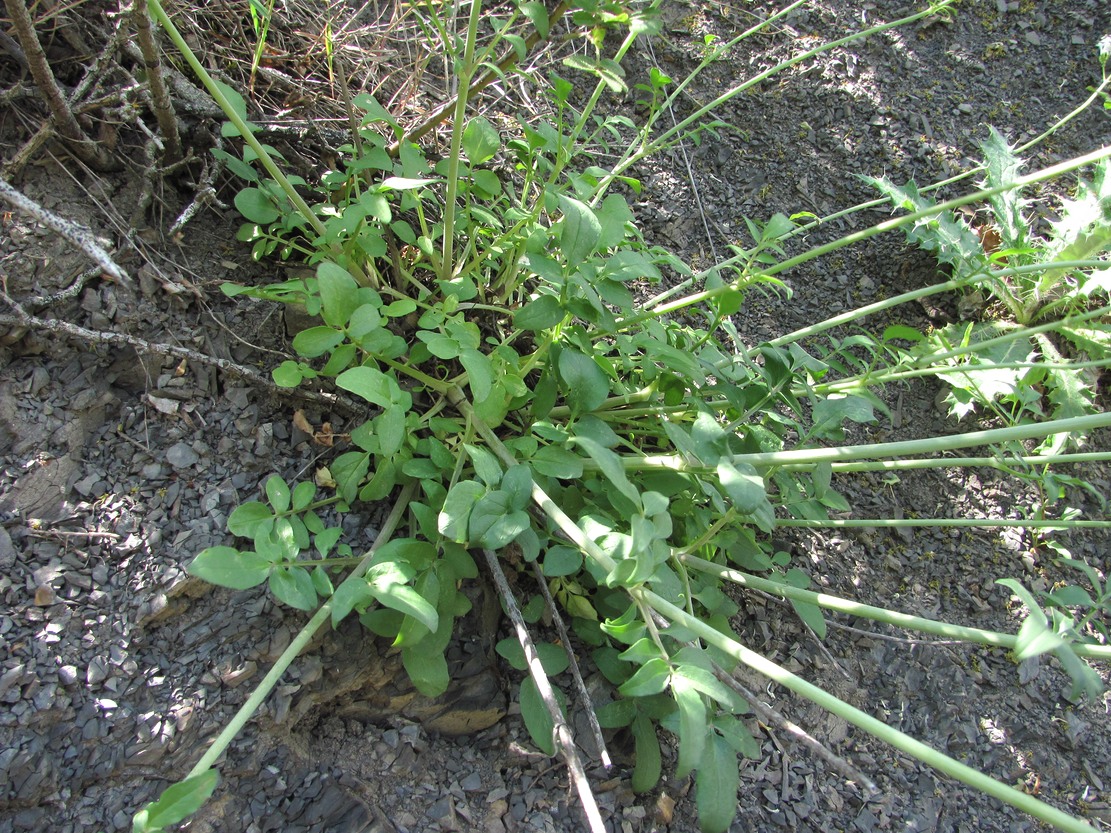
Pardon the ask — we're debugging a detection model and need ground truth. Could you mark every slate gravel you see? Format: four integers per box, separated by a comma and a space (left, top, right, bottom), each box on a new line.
1, 1, 1109, 832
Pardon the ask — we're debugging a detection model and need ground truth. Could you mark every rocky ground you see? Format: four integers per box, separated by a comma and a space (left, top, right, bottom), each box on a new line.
0, 1, 1109, 832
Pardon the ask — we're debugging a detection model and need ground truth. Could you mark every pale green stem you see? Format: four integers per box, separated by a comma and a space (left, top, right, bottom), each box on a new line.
640, 589, 1097, 833
591, 412, 1111, 472
451, 384, 1097, 832
186, 482, 415, 777
597, 1, 955, 199
778, 451, 1111, 474
617, 147, 1111, 332
820, 356, 1111, 396
439, 0, 482, 283
777, 518, 1111, 530
781, 72, 1111, 244
678, 555, 1111, 661
764, 260, 1110, 350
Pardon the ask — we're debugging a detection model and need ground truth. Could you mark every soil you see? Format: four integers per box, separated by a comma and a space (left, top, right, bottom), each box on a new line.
0, 2, 1109, 833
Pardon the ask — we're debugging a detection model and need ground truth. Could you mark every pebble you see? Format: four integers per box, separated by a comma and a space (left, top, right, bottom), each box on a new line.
165, 442, 200, 468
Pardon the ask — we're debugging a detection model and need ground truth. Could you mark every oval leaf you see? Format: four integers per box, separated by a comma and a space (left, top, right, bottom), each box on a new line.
189, 547, 270, 590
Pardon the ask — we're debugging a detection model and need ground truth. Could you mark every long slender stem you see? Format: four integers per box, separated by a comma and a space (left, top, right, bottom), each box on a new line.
776, 451, 1111, 473
679, 554, 1111, 661
186, 483, 415, 777
440, 0, 482, 282
776, 518, 1111, 530
641, 590, 1097, 833
602, 412, 1111, 473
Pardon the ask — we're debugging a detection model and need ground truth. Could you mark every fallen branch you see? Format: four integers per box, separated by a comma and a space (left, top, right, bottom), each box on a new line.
0, 293, 363, 417
0, 176, 133, 289
482, 547, 606, 833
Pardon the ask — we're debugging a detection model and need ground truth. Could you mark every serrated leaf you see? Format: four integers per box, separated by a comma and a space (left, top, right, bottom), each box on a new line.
188, 547, 270, 589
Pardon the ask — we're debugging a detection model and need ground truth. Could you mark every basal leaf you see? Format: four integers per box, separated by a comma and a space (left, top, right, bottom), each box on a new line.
268, 565, 318, 610
520, 677, 563, 755
672, 675, 707, 779
696, 732, 739, 833
188, 546, 270, 590
336, 366, 395, 408
459, 348, 494, 401
316, 262, 361, 327
233, 187, 280, 224
134, 770, 219, 833
557, 194, 602, 264
558, 348, 610, 413
631, 712, 662, 793
369, 580, 439, 634
329, 578, 375, 627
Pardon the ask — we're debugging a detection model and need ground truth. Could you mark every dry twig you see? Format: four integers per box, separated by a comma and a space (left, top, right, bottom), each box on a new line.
481, 548, 606, 833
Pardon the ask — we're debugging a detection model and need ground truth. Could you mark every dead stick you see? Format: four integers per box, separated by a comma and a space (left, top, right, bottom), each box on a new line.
481, 548, 606, 833
0, 176, 133, 289
0, 296, 362, 417
530, 561, 612, 770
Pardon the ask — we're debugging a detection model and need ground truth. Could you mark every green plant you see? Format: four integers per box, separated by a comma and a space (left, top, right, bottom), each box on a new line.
867, 128, 1111, 447
136, 2, 1111, 832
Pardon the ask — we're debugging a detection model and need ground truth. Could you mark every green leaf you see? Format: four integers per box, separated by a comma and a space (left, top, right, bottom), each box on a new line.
514, 294, 566, 331
596, 194, 634, 250
188, 547, 270, 589
292, 481, 316, 511
330, 579, 375, 627
619, 657, 670, 697
269, 566, 318, 610
520, 677, 563, 755
316, 262, 361, 327
543, 545, 582, 577
571, 435, 640, 510
272, 360, 304, 387
672, 675, 707, 780
500, 465, 533, 509
631, 712, 662, 793
264, 475, 291, 513
469, 491, 531, 549
437, 480, 486, 542
696, 733, 739, 833
132, 770, 219, 833
368, 578, 439, 634
336, 366, 395, 408
462, 116, 501, 164
557, 194, 601, 264
519, 1, 549, 37
672, 664, 746, 712
716, 459, 766, 514
234, 187, 280, 224
292, 326, 345, 359
460, 348, 494, 401
402, 644, 450, 697
531, 446, 583, 479
558, 348, 609, 413
465, 443, 503, 486
227, 501, 273, 537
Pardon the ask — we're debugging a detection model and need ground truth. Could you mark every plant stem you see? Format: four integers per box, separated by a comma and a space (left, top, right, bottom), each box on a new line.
603, 412, 1111, 473
186, 482, 415, 777
776, 518, 1111, 530
775, 451, 1111, 473
679, 554, 1111, 661
641, 590, 1098, 833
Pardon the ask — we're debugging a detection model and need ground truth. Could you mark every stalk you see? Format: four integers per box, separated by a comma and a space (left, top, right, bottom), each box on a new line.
643, 588, 1098, 833
679, 554, 1111, 661
439, 0, 483, 282
776, 451, 1111, 473
598, 412, 1111, 473
776, 518, 1111, 530
186, 483, 415, 777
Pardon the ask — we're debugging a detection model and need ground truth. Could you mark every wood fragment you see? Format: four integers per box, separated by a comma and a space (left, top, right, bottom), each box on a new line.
482, 548, 606, 833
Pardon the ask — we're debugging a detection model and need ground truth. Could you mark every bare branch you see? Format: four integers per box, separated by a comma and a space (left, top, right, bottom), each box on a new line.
131, 0, 183, 163
481, 548, 606, 833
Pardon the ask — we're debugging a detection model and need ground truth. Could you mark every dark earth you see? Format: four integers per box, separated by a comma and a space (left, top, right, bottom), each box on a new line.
1, 1, 1110, 832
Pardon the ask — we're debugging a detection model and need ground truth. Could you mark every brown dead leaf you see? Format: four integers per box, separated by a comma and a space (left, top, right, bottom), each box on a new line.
292, 409, 314, 435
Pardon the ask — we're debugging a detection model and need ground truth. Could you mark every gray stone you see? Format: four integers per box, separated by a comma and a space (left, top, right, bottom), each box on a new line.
165, 442, 199, 468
